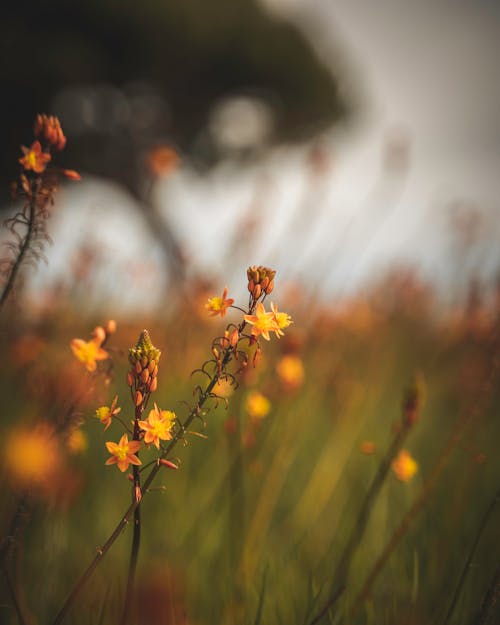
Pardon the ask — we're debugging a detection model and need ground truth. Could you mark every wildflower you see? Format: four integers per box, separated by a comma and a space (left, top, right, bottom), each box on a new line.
147, 145, 180, 177
95, 395, 121, 430
67, 429, 87, 454
244, 303, 278, 341
34, 114, 67, 150
105, 434, 141, 472
19, 141, 51, 174
245, 391, 271, 420
70, 335, 109, 372
138, 403, 176, 449
270, 302, 292, 338
128, 330, 161, 394
205, 288, 234, 318
276, 354, 304, 389
247, 265, 276, 297
5, 424, 60, 486
392, 449, 418, 482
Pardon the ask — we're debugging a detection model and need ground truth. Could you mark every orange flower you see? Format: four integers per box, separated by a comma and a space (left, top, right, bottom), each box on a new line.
70, 336, 109, 372
138, 403, 176, 449
19, 141, 51, 174
105, 434, 141, 472
95, 395, 121, 430
392, 449, 418, 482
270, 302, 293, 338
244, 303, 278, 341
147, 145, 180, 177
205, 287, 234, 318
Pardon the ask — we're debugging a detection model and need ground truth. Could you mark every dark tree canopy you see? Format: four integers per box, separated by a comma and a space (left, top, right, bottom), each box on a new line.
1, 0, 352, 198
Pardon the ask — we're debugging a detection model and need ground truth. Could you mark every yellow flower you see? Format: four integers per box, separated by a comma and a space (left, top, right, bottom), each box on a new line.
105, 434, 142, 472
19, 140, 51, 173
138, 403, 176, 449
270, 302, 293, 338
205, 287, 234, 318
95, 395, 121, 430
245, 391, 271, 420
4, 424, 61, 486
70, 336, 109, 372
276, 354, 304, 389
392, 449, 418, 482
244, 303, 278, 341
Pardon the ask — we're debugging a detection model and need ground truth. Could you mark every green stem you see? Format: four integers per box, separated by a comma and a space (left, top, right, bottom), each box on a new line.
442, 484, 500, 625
0, 188, 37, 311
52, 318, 250, 625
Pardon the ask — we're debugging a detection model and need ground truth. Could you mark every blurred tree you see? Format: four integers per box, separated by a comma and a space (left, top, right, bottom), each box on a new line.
1, 0, 353, 281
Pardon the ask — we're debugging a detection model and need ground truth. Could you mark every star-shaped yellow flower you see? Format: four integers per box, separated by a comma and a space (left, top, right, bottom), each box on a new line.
105, 434, 141, 472
270, 302, 292, 338
19, 140, 51, 174
244, 303, 278, 341
95, 395, 121, 431
70, 336, 109, 372
205, 287, 234, 318
138, 403, 176, 449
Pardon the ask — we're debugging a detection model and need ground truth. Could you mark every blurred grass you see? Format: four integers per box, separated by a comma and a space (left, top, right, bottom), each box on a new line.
0, 286, 499, 625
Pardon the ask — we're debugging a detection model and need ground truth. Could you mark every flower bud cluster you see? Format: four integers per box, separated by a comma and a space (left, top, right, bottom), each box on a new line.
34, 114, 67, 151
127, 330, 161, 404
247, 265, 276, 299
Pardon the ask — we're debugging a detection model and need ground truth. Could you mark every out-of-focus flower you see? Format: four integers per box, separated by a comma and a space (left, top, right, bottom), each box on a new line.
61, 169, 81, 180
67, 429, 87, 455
4, 424, 61, 486
244, 303, 278, 341
70, 335, 109, 372
276, 354, 304, 389
147, 145, 179, 177
19, 141, 51, 174
138, 403, 176, 449
270, 302, 292, 338
245, 391, 271, 420
360, 441, 376, 455
105, 434, 141, 472
34, 114, 67, 151
205, 288, 234, 318
392, 449, 418, 482
96, 395, 121, 430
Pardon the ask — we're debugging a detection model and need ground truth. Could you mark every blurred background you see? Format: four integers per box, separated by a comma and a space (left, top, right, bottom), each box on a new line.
1, 1, 499, 624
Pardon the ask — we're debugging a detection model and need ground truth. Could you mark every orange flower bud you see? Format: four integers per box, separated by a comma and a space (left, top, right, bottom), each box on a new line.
141, 368, 150, 384
159, 459, 178, 470
230, 329, 239, 347
126, 371, 134, 387
265, 279, 274, 295
134, 391, 143, 406
149, 377, 158, 392
106, 320, 117, 334
248, 279, 255, 293
148, 360, 156, 373
141, 356, 148, 368
92, 326, 106, 343
252, 284, 262, 299
135, 361, 142, 374
260, 276, 269, 291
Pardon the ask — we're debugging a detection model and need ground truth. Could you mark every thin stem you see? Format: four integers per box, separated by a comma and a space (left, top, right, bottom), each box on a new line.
0, 189, 37, 311
310, 421, 411, 624
120, 405, 144, 625
52, 318, 250, 625
472, 564, 500, 625
442, 484, 500, 625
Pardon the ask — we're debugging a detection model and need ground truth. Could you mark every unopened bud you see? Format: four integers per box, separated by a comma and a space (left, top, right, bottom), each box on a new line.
148, 360, 156, 373
265, 279, 274, 295
126, 371, 134, 387
135, 361, 142, 374
141, 368, 150, 384
230, 329, 239, 347
159, 459, 178, 470
252, 284, 262, 299
92, 326, 106, 343
106, 319, 117, 334
149, 377, 158, 392
260, 276, 269, 291
134, 391, 143, 406
212, 346, 220, 359
248, 279, 255, 293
